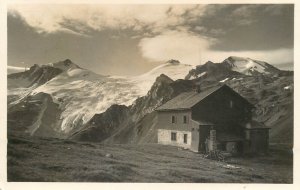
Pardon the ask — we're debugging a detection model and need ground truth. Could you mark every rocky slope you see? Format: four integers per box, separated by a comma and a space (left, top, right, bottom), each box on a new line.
71, 104, 130, 142
8, 92, 64, 138
8, 64, 63, 106
223, 75, 293, 144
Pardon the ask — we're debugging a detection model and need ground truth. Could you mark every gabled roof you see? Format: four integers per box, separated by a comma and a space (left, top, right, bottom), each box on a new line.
156, 85, 223, 111
156, 84, 253, 111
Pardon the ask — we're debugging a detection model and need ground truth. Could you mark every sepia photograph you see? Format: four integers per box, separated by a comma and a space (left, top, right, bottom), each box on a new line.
3, 1, 295, 185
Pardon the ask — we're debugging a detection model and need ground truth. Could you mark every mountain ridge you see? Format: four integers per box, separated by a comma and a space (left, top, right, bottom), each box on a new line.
185, 56, 292, 81
8, 58, 194, 136
7, 57, 293, 145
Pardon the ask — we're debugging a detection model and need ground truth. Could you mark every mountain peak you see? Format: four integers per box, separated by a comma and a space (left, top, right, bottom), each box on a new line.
226, 56, 249, 62
63, 59, 73, 65
48, 59, 80, 71
166, 59, 180, 65
222, 56, 281, 75
155, 74, 174, 84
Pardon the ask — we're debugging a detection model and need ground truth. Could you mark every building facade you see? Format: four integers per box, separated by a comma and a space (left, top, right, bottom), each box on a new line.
156, 84, 270, 154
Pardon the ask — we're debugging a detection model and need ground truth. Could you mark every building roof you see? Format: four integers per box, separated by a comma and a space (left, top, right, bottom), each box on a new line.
157, 84, 254, 111
156, 85, 222, 111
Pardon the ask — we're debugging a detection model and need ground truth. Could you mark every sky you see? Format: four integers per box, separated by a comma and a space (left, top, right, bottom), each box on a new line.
7, 4, 294, 75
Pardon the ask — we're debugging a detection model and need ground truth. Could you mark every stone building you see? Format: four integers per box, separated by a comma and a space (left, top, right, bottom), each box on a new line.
155, 84, 270, 154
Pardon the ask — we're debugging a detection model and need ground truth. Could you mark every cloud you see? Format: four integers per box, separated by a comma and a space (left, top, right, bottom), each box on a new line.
8, 4, 205, 35
139, 30, 214, 65
8, 4, 293, 71
139, 29, 293, 68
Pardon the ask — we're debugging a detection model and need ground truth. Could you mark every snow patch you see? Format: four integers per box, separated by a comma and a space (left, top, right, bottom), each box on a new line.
190, 72, 207, 79
131, 62, 194, 95
220, 78, 229, 83
226, 56, 271, 75
284, 85, 292, 90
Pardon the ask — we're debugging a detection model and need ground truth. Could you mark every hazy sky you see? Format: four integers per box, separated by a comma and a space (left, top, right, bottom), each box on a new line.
8, 4, 294, 75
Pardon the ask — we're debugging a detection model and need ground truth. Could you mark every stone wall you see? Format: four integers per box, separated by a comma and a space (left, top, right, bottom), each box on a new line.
158, 129, 192, 149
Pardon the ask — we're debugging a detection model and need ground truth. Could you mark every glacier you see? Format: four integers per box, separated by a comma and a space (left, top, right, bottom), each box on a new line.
12, 60, 194, 133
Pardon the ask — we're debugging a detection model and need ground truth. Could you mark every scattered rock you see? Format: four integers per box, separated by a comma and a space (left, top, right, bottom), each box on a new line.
105, 153, 113, 158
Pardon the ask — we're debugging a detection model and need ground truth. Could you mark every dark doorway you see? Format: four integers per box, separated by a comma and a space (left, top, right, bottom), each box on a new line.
237, 141, 244, 154
184, 134, 187, 144
198, 125, 212, 152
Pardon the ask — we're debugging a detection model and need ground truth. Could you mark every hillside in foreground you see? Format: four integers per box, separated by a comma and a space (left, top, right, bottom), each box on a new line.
7, 135, 292, 183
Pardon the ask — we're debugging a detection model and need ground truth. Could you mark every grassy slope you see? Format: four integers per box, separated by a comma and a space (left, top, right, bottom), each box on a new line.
8, 136, 292, 183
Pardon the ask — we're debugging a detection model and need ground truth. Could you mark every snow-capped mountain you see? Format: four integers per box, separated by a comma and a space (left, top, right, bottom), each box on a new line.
8, 57, 293, 143
8, 59, 194, 135
185, 56, 286, 80
7, 57, 293, 146
129, 59, 193, 95
223, 56, 281, 75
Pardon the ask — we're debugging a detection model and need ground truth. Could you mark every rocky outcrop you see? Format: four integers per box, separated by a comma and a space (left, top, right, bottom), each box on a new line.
8, 64, 63, 88
8, 92, 64, 138
71, 104, 130, 142
185, 60, 242, 81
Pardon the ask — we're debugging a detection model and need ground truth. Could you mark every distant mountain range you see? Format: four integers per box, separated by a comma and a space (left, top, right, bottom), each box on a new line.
7, 57, 294, 145
185, 56, 292, 81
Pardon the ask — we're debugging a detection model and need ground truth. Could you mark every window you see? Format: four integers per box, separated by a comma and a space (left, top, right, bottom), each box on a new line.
171, 132, 177, 141
184, 134, 188, 144
230, 100, 233, 108
183, 115, 188, 124
171, 116, 176, 123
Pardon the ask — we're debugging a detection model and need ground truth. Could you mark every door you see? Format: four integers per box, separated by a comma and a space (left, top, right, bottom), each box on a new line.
199, 125, 211, 152
184, 134, 187, 144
